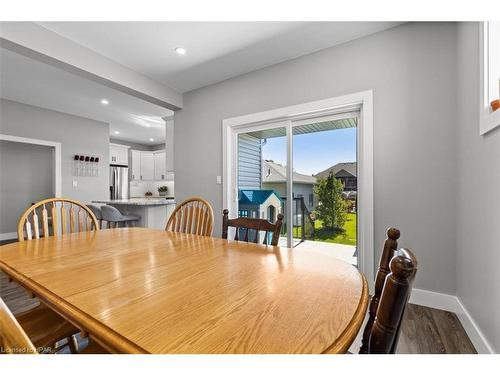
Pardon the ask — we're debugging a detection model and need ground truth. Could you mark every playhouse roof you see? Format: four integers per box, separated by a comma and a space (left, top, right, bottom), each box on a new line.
239, 189, 282, 206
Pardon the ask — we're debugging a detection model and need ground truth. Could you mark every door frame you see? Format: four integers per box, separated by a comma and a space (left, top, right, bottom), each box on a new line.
222, 90, 374, 289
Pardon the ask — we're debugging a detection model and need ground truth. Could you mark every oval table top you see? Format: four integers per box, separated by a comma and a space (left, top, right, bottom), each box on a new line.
0, 228, 368, 354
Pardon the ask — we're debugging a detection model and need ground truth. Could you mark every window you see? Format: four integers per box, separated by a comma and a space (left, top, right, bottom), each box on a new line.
309, 193, 314, 206
487, 22, 500, 104
480, 22, 500, 134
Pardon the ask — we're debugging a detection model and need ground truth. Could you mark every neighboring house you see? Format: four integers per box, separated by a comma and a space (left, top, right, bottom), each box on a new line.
314, 162, 357, 196
238, 134, 262, 190
262, 160, 317, 212
238, 189, 282, 222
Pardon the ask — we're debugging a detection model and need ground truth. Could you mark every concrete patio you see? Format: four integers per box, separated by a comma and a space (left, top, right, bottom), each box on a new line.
279, 237, 357, 265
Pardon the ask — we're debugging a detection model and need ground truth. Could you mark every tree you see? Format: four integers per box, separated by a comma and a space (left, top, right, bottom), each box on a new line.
314, 173, 347, 231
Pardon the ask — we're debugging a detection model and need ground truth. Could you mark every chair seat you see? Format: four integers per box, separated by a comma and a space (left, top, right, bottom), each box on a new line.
101, 205, 140, 223
15, 303, 80, 351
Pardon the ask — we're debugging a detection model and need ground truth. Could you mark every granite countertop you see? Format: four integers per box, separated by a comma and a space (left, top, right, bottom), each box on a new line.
93, 198, 176, 206
130, 196, 175, 200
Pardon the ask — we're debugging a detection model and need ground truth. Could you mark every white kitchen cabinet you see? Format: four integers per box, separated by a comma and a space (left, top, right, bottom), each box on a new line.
140, 152, 154, 180
131, 150, 141, 180
165, 118, 174, 173
154, 151, 166, 180
109, 143, 129, 166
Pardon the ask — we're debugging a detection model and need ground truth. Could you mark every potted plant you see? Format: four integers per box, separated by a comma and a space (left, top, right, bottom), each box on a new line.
158, 186, 169, 197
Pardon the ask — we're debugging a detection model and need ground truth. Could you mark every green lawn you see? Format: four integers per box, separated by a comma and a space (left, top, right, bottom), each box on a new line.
292, 213, 357, 246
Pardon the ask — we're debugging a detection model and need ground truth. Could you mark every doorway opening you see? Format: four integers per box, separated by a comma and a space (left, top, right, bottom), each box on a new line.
0, 134, 61, 241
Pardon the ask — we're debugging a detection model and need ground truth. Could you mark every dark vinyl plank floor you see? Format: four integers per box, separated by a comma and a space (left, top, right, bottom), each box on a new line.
1, 265, 477, 354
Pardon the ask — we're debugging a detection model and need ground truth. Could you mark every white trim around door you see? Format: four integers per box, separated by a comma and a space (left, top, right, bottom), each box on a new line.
222, 90, 374, 290
0, 134, 62, 197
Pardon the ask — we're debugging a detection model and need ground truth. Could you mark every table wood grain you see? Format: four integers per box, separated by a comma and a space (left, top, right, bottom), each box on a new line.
0, 228, 368, 354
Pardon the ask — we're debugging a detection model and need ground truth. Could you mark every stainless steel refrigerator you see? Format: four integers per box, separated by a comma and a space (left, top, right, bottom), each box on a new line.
110, 165, 129, 200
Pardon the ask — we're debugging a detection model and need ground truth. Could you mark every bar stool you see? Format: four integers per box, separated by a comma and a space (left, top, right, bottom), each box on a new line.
101, 205, 140, 228
86, 204, 103, 229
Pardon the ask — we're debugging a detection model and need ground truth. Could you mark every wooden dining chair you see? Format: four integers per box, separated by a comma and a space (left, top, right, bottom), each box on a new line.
222, 209, 284, 246
0, 297, 81, 354
165, 197, 214, 236
359, 227, 400, 353
17, 198, 99, 241
360, 248, 418, 354
0, 297, 37, 354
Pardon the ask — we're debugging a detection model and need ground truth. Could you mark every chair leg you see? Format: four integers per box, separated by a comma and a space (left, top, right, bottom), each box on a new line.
67, 334, 79, 353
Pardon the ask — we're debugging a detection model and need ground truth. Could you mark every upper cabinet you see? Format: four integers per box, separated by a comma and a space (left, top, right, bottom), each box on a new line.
140, 152, 155, 180
130, 149, 170, 181
154, 151, 166, 180
165, 118, 174, 173
110, 143, 129, 166
131, 150, 141, 180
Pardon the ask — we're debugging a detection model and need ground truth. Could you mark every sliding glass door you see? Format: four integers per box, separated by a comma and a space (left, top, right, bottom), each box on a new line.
292, 117, 358, 265
233, 111, 359, 265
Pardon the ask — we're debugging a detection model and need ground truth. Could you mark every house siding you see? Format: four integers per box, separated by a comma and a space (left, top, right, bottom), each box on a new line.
238, 134, 261, 190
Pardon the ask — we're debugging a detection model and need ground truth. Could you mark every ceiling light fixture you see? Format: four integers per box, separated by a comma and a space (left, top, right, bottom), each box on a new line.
101, 99, 109, 105
149, 138, 155, 142
175, 47, 186, 55
114, 130, 120, 135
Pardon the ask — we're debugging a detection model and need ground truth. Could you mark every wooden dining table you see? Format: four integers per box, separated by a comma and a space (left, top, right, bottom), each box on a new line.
0, 228, 368, 354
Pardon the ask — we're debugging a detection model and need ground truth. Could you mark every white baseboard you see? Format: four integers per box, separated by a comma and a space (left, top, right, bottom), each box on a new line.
0, 232, 17, 241
410, 288, 494, 354
410, 288, 460, 312
455, 298, 495, 354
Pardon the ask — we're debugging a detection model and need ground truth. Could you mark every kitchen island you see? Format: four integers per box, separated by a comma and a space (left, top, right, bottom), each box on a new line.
92, 198, 176, 230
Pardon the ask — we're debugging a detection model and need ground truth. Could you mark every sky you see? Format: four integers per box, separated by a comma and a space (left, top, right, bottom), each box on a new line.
261, 127, 356, 176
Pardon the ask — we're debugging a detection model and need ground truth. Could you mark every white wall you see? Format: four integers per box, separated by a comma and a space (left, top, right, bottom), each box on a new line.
456, 22, 499, 353
0, 99, 110, 204
175, 22, 458, 295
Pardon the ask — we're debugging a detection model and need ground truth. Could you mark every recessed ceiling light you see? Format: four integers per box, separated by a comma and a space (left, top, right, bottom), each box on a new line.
101, 99, 109, 105
149, 138, 155, 142
114, 130, 120, 135
175, 47, 186, 55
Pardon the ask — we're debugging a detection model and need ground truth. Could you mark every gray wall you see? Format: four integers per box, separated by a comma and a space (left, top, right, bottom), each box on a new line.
0, 140, 54, 233
175, 22, 458, 295
0, 99, 110, 210
456, 22, 500, 352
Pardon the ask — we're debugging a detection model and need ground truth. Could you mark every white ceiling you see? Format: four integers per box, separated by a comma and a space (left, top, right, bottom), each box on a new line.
0, 48, 173, 145
1, 22, 401, 146
38, 22, 402, 92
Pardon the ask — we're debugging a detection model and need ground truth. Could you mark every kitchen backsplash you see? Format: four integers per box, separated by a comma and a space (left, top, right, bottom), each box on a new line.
130, 180, 175, 197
